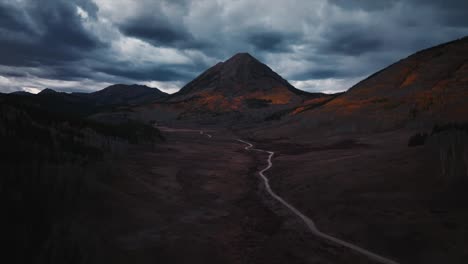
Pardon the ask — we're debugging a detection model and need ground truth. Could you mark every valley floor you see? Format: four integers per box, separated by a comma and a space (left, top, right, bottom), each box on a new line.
81, 127, 468, 264
250, 129, 468, 264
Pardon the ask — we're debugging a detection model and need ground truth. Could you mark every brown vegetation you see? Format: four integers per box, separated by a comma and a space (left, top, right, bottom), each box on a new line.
0, 95, 163, 264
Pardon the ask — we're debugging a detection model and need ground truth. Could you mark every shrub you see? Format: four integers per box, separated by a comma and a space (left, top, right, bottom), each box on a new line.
432, 123, 468, 135
408, 132, 428, 147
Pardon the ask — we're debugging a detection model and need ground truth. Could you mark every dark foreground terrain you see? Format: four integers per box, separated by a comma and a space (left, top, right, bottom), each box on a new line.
4, 118, 468, 263
72, 128, 383, 264
23, 124, 463, 264
2, 37, 468, 264
2, 95, 468, 264
248, 126, 468, 263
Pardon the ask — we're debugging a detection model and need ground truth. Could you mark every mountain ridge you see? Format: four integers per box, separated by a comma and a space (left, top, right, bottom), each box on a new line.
10, 36, 468, 128
171, 52, 310, 101
7, 84, 169, 117
265, 35, 468, 136
135, 52, 329, 123
85, 84, 168, 105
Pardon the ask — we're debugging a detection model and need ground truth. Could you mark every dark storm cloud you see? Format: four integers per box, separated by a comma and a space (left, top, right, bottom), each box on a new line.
0, 3, 28, 31
246, 31, 295, 52
430, 3, 468, 28
118, 16, 200, 48
0, 0, 467, 93
410, 0, 468, 9
330, 0, 468, 27
36, 65, 96, 81
121, 19, 187, 45
292, 69, 346, 80
328, 0, 398, 11
96, 65, 190, 82
0, 0, 211, 90
114, 0, 210, 50
320, 27, 384, 55
0, 0, 103, 68
0, 0, 160, 87
2, 71, 27, 78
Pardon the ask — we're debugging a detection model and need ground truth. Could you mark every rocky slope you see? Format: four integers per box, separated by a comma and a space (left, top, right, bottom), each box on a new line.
261, 36, 468, 137
135, 53, 327, 124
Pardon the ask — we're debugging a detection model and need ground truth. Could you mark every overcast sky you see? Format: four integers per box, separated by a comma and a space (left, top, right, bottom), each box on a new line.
0, 0, 467, 94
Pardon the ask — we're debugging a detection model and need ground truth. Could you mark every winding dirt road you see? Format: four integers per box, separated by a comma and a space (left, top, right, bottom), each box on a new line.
236, 139, 400, 264
157, 126, 398, 263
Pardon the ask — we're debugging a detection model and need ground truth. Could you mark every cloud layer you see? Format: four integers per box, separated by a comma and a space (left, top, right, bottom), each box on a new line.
0, 0, 467, 94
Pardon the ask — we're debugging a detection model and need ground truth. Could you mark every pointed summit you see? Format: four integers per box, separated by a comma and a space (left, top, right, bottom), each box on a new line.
162, 52, 321, 121
232, 52, 254, 58
220, 52, 273, 84
229, 52, 255, 58
38, 88, 58, 95
173, 52, 303, 99
225, 52, 257, 63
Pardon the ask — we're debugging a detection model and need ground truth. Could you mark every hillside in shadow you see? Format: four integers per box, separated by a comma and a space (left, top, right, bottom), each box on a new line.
0, 94, 163, 264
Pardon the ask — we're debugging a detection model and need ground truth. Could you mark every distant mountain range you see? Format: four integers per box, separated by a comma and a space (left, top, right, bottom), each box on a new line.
5, 36, 468, 129
126, 37, 468, 128
79, 84, 168, 105
7, 83, 168, 117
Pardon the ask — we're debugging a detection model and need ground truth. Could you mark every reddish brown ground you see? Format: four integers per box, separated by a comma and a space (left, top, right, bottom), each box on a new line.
247, 129, 468, 264
290, 37, 468, 131
79, 129, 379, 264
65, 121, 468, 264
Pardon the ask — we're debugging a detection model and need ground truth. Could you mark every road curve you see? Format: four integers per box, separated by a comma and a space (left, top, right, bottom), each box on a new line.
237, 139, 400, 264
200, 130, 212, 138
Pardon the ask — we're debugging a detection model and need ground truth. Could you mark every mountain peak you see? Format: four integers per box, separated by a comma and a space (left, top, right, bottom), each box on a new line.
232, 52, 253, 57
172, 52, 308, 103
39, 88, 58, 95
227, 52, 256, 62
222, 52, 261, 70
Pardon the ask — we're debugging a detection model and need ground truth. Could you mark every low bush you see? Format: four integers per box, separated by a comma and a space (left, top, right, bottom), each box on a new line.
408, 132, 428, 147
